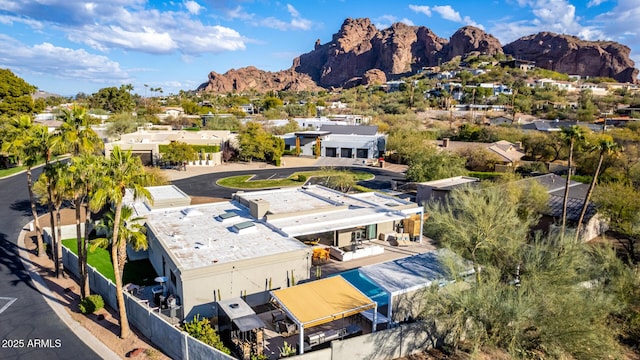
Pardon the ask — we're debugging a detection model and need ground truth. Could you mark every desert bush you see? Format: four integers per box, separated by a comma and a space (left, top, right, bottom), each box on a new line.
78, 294, 104, 314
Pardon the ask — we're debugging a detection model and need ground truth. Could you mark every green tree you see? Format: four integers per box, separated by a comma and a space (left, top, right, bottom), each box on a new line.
406, 147, 467, 182
54, 107, 104, 156
575, 137, 620, 242
423, 186, 625, 359
2, 116, 49, 256
93, 205, 147, 277
35, 162, 69, 277
559, 125, 586, 236
161, 141, 197, 165
89, 85, 134, 113
238, 122, 270, 162
181, 100, 199, 115
64, 154, 102, 298
53, 106, 103, 298
262, 96, 283, 110
0, 69, 37, 116
92, 147, 151, 338
105, 113, 142, 139
183, 315, 230, 354
593, 183, 640, 263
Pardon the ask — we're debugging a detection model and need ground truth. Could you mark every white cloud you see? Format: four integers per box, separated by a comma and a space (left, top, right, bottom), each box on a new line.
0, 35, 129, 83
409, 4, 431, 16
375, 15, 415, 29
184, 1, 203, 15
587, 0, 607, 7
258, 4, 312, 31
0, 0, 246, 56
490, 0, 605, 44
287, 4, 300, 18
595, 0, 640, 51
432, 5, 483, 29
432, 5, 462, 22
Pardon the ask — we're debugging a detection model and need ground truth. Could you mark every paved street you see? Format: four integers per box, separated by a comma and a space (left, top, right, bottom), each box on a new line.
0, 168, 101, 360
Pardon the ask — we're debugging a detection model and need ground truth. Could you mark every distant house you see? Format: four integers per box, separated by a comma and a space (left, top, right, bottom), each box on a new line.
104, 127, 234, 166
501, 59, 535, 71
513, 174, 608, 241
416, 176, 481, 205
520, 120, 603, 133
430, 139, 526, 169
280, 125, 386, 159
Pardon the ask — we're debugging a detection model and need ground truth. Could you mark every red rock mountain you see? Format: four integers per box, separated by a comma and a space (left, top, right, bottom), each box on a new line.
503, 32, 638, 82
198, 18, 638, 93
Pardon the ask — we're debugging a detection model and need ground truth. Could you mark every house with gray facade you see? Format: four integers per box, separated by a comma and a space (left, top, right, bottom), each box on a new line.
280, 125, 386, 159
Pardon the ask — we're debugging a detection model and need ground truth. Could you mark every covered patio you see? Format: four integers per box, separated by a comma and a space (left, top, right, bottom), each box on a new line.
270, 276, 377, 354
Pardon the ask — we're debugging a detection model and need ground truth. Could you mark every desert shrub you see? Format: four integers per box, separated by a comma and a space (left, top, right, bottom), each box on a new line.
294, 174, 307, 182
183, 315, 230, 354
78, 294, 104, 314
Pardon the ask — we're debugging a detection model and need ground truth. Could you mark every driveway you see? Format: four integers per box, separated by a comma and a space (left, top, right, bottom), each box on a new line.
171, 165, 406, 199
0, 169, 101, 359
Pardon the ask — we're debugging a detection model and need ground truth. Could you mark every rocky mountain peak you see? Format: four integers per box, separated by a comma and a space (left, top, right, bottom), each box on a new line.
503, 32, 638, 82
198, 17, 638, 93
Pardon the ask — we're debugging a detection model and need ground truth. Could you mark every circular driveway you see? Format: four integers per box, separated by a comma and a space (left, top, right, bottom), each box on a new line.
171, 166, 406, 198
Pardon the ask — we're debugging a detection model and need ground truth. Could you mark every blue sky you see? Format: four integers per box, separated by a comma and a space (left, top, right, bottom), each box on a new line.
0, 0, 638, 96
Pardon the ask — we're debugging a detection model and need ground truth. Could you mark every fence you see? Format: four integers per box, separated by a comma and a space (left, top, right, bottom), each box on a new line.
291, 321, 439, 360
47, 226, 234, 360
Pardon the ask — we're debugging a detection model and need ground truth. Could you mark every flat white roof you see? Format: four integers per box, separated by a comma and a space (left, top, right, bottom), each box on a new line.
147, 185, 191, 202
144, 201, 307, 271
418, 176, 479, 189
237, 185, 422, 236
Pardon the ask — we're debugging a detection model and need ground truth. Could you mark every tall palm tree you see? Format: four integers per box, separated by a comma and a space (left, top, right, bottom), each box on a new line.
53, 107, 103, 298
2, 116, 50, 256
92, 146, 150, 339
39, 162, 69, 277
53, 107, 103, 156
574, 138, 620, 242
67, 154, 104, 298
93, 205, 147, 277
559, 125, 586, 238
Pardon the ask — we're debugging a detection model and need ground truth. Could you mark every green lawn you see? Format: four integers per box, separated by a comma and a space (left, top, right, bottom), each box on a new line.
0, 156, 67, 179
216, 170, 374, 189
63, 239, 116, 283
62, 239, 158, 286
0, 166, 25, 178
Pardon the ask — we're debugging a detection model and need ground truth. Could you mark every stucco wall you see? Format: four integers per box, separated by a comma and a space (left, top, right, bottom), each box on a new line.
291, 321, 439, 360
180, 249, 311, 319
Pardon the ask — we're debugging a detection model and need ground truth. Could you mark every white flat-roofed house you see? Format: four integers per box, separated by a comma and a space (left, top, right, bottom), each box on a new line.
104, 127, 234, 166
142, 200, 312, 319
135, 184, 424, 319
280, 125, 386, 159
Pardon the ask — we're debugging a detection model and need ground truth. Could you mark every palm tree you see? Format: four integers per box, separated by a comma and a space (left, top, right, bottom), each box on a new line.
93, 205, 147, 277
39, 162, 69, 277
74, 154, 104, 299
92, 146, 150, 338
2, 116, 50, 256
53, 107, 103, 156
574, 138, 620, 242
53, 107, 103, 298
559, 125, 585, 237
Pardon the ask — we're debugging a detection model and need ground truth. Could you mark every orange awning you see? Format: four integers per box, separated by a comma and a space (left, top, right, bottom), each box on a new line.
271, 277, 376, 328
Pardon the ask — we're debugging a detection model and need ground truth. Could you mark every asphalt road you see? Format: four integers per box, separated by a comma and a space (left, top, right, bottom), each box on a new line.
171, 166, 406, 198
0, 168, 100, 360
